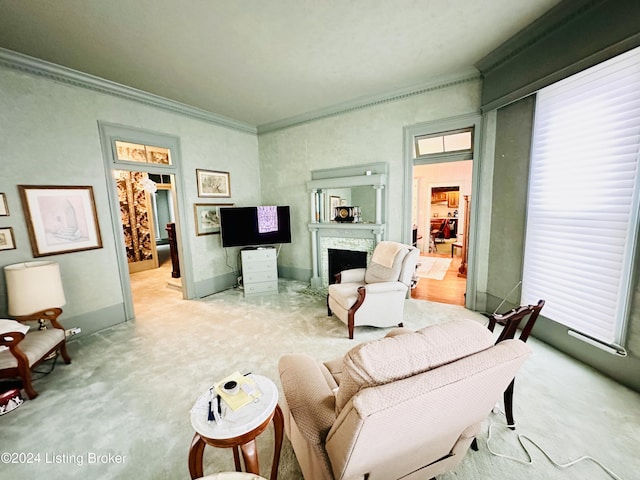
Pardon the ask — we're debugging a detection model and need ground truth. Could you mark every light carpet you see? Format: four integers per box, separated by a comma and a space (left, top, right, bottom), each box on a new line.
1, 278, 639, 480
416, 256, 452, 280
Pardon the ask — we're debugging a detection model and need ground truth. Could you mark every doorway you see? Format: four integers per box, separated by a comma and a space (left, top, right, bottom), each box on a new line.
411, 161, 471, 305
99, 122, 191, 321
113, 169, 182, 314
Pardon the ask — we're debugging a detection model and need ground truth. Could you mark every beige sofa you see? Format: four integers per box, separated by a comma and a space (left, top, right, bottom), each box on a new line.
278, 318, 531, 480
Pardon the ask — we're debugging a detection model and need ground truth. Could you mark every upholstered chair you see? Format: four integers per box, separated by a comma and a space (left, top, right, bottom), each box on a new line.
0, 310, 71, 399
327, 241, 419, 339
278, 319, 531, 480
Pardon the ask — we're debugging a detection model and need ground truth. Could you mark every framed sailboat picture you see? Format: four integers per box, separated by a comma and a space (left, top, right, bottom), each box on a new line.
18, 185, 103, 257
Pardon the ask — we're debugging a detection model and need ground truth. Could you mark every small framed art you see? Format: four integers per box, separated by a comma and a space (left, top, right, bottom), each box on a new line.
194, 203, 233, 236
0, 227, 16, 251
196, 169, 231, 198
0, 193, 8, 216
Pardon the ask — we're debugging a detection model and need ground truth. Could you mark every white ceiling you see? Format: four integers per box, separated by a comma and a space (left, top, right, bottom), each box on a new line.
0, 0, 561, 127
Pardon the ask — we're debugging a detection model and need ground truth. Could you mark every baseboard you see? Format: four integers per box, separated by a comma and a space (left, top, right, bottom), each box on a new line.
278, 265, 312, 283
194, 271, 238, 298
61, 303, 126, 339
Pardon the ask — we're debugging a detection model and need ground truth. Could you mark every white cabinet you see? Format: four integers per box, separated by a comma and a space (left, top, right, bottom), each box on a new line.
241, 248, 278, 296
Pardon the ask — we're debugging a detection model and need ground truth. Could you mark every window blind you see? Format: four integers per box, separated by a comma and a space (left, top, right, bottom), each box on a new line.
522, 46, 640, 349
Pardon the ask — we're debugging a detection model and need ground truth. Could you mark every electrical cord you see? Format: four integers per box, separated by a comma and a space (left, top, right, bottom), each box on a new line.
485, 418, 624, 480
31, 351, 58, 378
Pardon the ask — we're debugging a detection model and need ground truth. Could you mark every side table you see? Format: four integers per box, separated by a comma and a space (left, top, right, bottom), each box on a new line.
189, 374, 283, 480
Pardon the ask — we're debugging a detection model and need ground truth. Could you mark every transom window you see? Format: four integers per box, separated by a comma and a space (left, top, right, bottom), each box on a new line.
115, 141, 172, 165
414, 128, 473, 159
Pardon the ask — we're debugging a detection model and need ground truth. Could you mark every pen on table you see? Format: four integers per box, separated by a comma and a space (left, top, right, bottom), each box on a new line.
207, 399, 214, 422
216, 394, 222, 415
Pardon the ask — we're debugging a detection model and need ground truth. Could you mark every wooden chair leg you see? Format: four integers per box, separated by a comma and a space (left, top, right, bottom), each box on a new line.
59, 342, 72, 364
14, 351, 38, 399
21, 369, 38, 399
347, 313, 355, 340
504, 378, 516, 429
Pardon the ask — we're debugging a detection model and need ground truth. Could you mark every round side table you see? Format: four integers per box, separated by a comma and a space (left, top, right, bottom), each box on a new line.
189, 374, 283, 480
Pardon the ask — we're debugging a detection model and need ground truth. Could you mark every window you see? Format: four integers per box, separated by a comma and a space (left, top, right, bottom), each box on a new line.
414, 128, 473, 159
522, 46, 640, 354
115, 141, 172, 165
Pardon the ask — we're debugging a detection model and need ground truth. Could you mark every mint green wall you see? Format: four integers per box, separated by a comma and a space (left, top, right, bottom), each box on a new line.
487, 96, 640, 393
485, 96, 535, 308
257, 79, 483, 281
0, 66, 259, 335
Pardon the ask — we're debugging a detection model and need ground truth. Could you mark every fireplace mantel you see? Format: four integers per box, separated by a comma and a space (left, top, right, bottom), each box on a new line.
307, 163, 388, 288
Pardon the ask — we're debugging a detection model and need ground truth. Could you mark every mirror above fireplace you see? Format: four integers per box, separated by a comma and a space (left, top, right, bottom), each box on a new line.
306, 162, 388, 288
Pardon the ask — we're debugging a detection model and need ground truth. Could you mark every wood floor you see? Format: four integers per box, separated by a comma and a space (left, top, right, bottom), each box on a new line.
411, 241, 467, 306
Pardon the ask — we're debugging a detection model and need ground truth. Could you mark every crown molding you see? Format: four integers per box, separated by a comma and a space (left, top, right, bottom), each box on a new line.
0, 48, 257, 135
257, 68, 481, 134
475, 0, 600, 75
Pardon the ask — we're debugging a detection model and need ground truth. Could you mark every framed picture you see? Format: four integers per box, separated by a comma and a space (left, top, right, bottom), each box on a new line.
194, 203, 233, 236
197, 169, 231, 198
0, 227, 16, 251
0, 193, 8, 216
18, 185, 103, 257
329, 195, 341, 220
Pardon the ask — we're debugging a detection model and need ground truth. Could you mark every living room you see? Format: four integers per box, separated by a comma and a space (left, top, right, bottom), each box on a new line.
1, 1, 640, 479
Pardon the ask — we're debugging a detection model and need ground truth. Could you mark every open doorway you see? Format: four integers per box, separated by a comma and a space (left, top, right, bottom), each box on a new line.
98, 122, 191, 321
113, 169, 182, 315
411, 161, 471, 305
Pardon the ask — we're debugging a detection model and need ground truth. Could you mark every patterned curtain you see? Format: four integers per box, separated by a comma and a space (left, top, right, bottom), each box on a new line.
116, 171, 153, 263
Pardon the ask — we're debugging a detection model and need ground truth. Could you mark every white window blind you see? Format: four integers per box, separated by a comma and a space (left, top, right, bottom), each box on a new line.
522, 46, 640, 350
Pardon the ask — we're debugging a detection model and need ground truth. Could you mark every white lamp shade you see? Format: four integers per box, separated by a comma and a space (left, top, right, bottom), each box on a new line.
4, 261, 66, 316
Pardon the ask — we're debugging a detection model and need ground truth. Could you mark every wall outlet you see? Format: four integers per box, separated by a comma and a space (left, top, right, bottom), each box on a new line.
65, 327, 81, 337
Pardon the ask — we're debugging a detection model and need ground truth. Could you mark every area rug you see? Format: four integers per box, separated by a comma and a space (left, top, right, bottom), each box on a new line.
416, 256, 452, 280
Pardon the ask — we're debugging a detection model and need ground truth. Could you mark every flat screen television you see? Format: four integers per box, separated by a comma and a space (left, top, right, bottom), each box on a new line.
220, 206, 292, 248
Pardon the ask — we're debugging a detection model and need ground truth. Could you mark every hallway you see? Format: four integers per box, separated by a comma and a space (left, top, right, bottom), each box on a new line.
411, 239, 466, 306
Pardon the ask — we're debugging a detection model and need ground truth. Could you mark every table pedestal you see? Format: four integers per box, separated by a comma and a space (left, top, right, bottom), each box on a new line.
189, 404, 283, 480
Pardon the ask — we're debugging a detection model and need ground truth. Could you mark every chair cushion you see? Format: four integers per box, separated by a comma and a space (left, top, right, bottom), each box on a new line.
0, 329, 65, 370
327, 282, 364, 310
365, 245, 409, 284
335, 319, 494, 412
370, 241, 407, 268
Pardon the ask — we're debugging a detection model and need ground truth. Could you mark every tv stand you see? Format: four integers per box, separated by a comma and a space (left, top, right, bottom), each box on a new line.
241, 247, 278, 296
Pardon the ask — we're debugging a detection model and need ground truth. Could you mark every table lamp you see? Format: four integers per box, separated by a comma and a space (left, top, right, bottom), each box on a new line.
4, 261, 66, 330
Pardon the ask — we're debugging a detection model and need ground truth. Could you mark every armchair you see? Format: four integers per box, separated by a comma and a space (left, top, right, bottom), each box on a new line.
327, 241, 419, 339
278, 319, 531, 480
487, 299, 545, 428
0, 309, 71, 399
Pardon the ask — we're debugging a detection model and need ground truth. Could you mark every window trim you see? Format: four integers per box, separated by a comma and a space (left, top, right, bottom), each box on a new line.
414, 127, 474, 161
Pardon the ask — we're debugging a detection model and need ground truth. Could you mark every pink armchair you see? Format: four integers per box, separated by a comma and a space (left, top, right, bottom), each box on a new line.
278, 319, 531, 480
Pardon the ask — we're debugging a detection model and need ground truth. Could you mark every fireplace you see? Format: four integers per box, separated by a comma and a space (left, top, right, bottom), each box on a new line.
328, 248, 368, 284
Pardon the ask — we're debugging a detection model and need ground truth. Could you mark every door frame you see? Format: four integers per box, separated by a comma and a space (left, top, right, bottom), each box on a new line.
98, 121, 193, 320
402, 113, 482, 310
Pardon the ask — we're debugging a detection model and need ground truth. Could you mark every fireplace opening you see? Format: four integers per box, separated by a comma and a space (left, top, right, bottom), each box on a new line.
328, 248, 368, 284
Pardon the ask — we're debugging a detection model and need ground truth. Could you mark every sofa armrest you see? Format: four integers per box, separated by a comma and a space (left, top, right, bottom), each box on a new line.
363, 281, 408, 294
337, 268, 366, 284
279, 354, 338, 446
